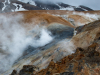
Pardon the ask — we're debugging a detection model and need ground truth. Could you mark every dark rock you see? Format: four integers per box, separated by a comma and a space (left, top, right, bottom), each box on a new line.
35, 42, 100, 75
13, 1, 42, 10
60, 72, 74, 75
35, 1, 60, 10
46, 71, 51, 75
75, 25, 84, 34
74, 7, 85, 11
19, 65, 38, 75
47, 24, 74, 39
58, 3, 70, 8
0, 2, 4, 9
11, 70, 17, 75
79, 5, 93, 11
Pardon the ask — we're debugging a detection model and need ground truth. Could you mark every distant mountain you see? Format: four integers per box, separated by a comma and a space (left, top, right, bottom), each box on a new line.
0, 0, 93, 13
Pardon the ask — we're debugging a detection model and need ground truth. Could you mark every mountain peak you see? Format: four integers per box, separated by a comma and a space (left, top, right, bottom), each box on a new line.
0, 0, 93, 13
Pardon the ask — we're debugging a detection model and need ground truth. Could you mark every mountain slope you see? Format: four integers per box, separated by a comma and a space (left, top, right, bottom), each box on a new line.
8, 17, 100, 75
35, 20, 100, 75
0, 10, 100, 75
0, 0, 94, 13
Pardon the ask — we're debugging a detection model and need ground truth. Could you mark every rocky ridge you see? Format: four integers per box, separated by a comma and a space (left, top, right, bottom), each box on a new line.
0, 0, 94, 13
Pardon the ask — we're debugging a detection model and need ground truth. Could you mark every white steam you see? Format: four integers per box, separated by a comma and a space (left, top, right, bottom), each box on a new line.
30, 28, 53, 47
73, 12, 100, 20
59, 39, 75, 55
0, 14, 53, 73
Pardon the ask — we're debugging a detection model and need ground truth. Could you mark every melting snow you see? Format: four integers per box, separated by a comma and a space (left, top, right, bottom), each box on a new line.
80, 7, 88, 11
74, 30, 77, 36
18, 0, 36, 6
60, 7, 74, 11
57, 4, 74, 11
2, 0, 7, 11
13, 3, 26, 11
8, 0, 10, 4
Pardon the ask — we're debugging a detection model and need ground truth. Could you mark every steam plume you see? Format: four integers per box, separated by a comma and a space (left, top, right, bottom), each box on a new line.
0, 14, 53, 73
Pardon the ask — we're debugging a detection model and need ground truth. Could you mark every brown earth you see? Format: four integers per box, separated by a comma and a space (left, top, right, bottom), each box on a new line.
1, 10, 100, 75
9, 15, 100, 75
36, 43, 100, 75
10, 43, 100, 75
72, 20, 100, 49
1, 10, 100, 29
13, 10, 100, 27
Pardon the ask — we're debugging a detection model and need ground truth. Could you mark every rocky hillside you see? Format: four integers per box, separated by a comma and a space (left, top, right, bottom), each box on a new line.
14, 43, 100, 75
0, 0, 94, 13
35, 20, 100, 75
0, 10, 99, 75
10, 19, 100, 75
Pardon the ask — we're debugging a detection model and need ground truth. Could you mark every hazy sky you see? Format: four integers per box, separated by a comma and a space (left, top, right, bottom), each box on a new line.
62, 0, 100, 10
38, 0, 100, 10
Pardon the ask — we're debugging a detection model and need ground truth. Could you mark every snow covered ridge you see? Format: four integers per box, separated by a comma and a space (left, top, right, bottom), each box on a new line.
13, 3, 26, 11
18, 0, 36, 6
0, 0, 93, 13
17, 0, 93, 11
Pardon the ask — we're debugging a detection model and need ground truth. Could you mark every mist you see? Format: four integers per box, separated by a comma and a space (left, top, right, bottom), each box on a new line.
0, 14, 53, 73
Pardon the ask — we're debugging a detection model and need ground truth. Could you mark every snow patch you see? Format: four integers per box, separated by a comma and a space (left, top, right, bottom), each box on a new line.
8, 0, 10, 4
74, 30, 77, 35
57, 4, 74, 11
18, 0, 36, 6
80, 7, 88, 11
2, 0, 7, 11
60, 7, 74, 10
13, 3, 26, 11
